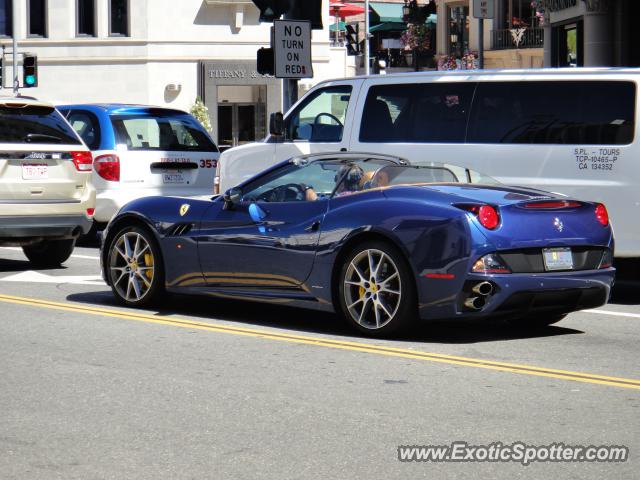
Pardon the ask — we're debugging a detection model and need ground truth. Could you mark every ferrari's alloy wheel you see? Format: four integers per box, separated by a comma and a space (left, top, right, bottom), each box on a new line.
108, 228, 160, 305
343, 248, 403, 330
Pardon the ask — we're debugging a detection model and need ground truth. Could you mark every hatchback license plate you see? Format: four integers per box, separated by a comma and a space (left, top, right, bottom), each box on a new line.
22, 163, 48, 180
543, 247, 573, 271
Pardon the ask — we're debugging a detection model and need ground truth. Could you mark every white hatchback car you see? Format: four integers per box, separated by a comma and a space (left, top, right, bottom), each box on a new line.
0, 97, 96, 266
57, 104, 219, 228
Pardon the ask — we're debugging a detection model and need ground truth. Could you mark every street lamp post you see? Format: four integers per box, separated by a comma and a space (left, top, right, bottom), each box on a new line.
403, 0, 434, 71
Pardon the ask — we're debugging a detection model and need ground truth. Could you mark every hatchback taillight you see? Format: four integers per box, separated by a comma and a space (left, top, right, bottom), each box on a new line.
94, 154, 120, 182
71, 151, 93, 172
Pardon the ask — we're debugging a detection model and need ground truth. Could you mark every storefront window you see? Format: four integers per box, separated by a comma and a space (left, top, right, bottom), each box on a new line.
448, 6, 469, 57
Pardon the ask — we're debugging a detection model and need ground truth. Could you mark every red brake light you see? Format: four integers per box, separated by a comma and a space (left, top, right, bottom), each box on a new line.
522, 201, 582, 209
478, 205, 500, 230
595, 203, 609, 226
71, 151, 93, 172
455, 204, 500, 230
86, 208, 95, 217
94, 154, 120, 182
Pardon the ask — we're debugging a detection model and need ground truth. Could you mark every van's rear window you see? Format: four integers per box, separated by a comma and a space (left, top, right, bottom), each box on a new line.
110, 113, 218, 152
0, 106, 82, 144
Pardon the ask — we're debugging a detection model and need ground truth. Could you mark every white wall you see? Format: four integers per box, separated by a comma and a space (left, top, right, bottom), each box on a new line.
0, 0, 349, 110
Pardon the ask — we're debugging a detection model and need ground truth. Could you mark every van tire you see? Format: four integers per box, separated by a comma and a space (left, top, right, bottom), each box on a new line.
23, 239, 76, 267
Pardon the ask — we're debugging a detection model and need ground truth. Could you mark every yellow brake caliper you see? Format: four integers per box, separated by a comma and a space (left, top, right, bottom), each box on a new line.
144, 253, 154, 280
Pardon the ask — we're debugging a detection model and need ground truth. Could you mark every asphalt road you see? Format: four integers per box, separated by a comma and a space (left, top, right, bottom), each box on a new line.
0, 245, 638, 480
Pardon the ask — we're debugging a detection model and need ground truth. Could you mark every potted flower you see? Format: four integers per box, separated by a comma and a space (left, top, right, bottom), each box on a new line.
401, 24, 432, 69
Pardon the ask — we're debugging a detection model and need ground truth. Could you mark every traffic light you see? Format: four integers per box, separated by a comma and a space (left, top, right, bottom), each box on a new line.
251, 0, 289, 22
251, 0, 323, 29
345, 24, 359, 56
287, 0, 323, 29
257, 47, 274, 76
23, 54, 38, 88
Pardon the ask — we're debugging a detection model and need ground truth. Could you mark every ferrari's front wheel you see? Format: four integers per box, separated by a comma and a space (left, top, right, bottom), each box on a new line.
107, 225, 164, 307
338, 241, 417, 337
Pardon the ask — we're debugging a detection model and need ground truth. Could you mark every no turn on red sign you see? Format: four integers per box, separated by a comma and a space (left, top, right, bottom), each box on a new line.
274, 19, 313, 79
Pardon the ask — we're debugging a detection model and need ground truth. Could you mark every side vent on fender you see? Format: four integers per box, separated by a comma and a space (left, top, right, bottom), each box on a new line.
168, 223, 193, 236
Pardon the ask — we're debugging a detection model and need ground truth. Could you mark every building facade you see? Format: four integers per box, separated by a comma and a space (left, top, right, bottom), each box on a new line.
0, 0, 354, 148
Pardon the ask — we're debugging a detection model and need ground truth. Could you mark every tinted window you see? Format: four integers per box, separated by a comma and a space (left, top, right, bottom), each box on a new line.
67, 110, 101, 150
28, 0, 46, 37
0, 105, 81, 144
77, 0, 95, 36
359, 83, 474, 143
468, 81, 636, 145
109, 0, 128, 36
110, 113, 218, 152
0, 0, 12, 37
285, 86, 351, 142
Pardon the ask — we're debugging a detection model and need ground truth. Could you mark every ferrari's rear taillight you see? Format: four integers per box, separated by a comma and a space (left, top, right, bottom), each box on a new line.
595, 203, 609, 226
71, 151, 93, 172
471, 253, 511, 274
456, 204, 500, 230
94, 154, 120, 182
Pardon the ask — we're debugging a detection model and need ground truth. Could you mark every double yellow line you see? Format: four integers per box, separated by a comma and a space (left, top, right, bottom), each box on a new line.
1, 293, 639, 391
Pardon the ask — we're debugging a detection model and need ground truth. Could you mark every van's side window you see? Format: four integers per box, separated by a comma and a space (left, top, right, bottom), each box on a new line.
285, 86, 352, 142
359, 83, 474, 143
468, 81, 635, 145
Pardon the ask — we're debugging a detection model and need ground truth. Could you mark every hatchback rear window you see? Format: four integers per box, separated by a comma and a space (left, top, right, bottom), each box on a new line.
0, 105, 82, 144
110, 113, 218, 152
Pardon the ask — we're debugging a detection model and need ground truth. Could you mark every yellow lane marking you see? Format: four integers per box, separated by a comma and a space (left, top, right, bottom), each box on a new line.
1, 293, 639, 391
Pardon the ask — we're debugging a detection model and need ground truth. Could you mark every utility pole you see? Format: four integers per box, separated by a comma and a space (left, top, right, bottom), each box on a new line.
12, 0, 18, 93
364, 0, 370, 75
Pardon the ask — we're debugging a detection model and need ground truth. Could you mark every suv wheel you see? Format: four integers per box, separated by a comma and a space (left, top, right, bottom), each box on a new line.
22, 239, 76, 267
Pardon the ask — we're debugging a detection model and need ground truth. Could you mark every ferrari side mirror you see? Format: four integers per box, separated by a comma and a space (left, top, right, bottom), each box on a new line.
269, 112, 284, 136
223, 187, 242, 209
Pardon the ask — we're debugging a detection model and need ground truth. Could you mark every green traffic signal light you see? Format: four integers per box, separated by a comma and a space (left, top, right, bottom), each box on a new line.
23, 54, 38, 88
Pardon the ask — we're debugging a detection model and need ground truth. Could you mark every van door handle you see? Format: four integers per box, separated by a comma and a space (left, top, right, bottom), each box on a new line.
305, 220, 321, 232
340, 148, 347, 152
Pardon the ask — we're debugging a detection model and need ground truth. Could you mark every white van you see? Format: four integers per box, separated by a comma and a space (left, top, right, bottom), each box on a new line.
218, 68, 640, 259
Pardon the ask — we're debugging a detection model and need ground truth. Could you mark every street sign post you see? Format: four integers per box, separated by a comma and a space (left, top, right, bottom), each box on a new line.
472, 0, 495, 19
472, 0, 495, 69
273, 19, 313, 79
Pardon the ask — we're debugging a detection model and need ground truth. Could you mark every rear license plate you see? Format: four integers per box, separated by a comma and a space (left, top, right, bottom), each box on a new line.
543, 247, 573, 271
163, 173, 185, 184
22, 163, 48, 180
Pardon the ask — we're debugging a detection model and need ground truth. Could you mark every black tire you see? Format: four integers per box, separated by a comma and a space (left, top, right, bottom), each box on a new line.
337, 240, 417, 337
506, 313, 568, 329
22, 239, 75, 267
105, 225, 165, 307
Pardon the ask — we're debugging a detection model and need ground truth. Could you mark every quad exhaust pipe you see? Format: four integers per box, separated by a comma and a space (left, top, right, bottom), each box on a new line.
464, 296, 486, 310
464, 281, 495, 311
472, 281, 494, 296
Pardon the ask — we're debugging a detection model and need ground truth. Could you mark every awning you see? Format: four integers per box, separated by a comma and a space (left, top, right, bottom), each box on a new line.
369, 2, 404, 23
329, 21, 346, 32
369, 22, 407, 33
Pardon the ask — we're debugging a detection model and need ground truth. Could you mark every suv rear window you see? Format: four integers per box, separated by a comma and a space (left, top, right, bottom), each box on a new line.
110, 113, 218, 152
0, 105, 82, 144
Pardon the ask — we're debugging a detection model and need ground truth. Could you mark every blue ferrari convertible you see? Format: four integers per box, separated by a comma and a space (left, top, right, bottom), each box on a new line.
101, 153, 615, 337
